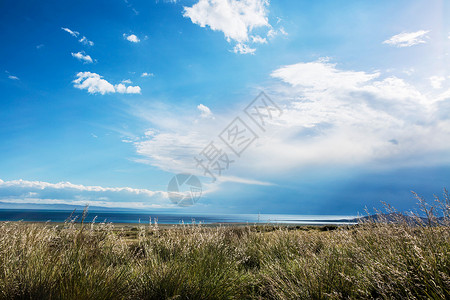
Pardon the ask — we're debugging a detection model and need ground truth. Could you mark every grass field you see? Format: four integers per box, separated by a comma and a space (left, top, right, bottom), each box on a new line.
0, 198, 449, 299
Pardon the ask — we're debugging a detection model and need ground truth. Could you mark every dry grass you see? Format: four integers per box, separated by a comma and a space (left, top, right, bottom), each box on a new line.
0, 193, 449, 299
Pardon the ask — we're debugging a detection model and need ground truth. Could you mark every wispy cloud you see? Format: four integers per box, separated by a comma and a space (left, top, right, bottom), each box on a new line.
123, 33, 140, 43
8, 75, 19, 80
71, 51, 94, 63
270, 58, 379, 89
5, 70, 19, 80
61, 27, 79, 37
124, 0, 139, 15
62, 27, 94, 46
79, 36, 94, 46
141, 72, 154, 77
267, 27, 287, 39
0, 179, 169, 209
251, 35, 267, 44
430, 76, 445, 89
197, 104, 214, 119
233, 43, 256, 54
73, 72, 141, 95
383, 30, 430, 47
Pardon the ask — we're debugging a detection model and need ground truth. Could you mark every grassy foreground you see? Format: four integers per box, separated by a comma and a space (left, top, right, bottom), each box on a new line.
0, 210, 449, 299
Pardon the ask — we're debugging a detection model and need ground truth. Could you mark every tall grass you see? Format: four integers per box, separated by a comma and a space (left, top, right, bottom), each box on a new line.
0, 193, 449, 299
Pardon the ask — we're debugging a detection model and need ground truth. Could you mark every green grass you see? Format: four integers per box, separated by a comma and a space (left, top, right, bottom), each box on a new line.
0, 196, 449, 299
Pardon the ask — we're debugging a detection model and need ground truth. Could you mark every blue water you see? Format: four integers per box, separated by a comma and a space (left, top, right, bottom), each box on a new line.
0, 209, 358, 225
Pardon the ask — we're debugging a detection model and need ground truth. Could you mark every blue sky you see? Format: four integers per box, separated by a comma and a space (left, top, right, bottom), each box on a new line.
1, 0, 450, 214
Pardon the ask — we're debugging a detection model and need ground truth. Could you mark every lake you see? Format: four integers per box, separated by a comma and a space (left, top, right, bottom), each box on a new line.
0, 209, 358, 225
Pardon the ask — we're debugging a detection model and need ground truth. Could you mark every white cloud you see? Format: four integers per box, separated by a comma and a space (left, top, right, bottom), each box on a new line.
251, 35, 267, 44
183, 0, 274, 54
8, 75, 19, 80
126, 86, 141, 94
115, 83, 128, 93
129, 59, 450, 190
430, 76, 445, 89
121, 79, 132, 84
114, 83, 141, 94
73, 72, 115, 95
124, 33, 140, 43
197, 104, 214, 119
267, 26, 287, 38
71, 51, 93, 63
73, 72, 141, 95
183, 0, 269, 43
0, 179, 169, 209
271, 58, 380, 89
383, 30, 430, 47
124, 0, 140, 15
141, 72, 154, 77
5, 70, 19, 80
264, 59, 447, 170
79, 36, 94, 46
61, 27, 79, 37
233, 43, 256, 54
62, 27, 94, 46
219, 176, 273, 186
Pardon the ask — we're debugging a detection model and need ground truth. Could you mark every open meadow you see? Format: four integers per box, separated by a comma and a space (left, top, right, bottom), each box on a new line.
0, 209, 448, 300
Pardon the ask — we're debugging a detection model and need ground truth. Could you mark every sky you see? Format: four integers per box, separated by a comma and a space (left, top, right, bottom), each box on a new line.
0, 0, 450, 215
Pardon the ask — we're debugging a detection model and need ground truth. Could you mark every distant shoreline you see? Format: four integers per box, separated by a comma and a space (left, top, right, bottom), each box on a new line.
0, 219, 359, 227
0, 208, 359, 225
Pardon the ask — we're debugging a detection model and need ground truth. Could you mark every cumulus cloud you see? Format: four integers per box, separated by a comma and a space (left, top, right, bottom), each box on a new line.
183, 0, 279, 54
183, 0, 269, 43
73, 72, 115, 95
62, 27, 94, 46
71, 51, 93, 63
115, 83, 141, 94
0, 179, 169, 209
383, 30, 430, 47
264, 59, 447, 170
73, 72, 141, 95
124, 33, 140, 43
